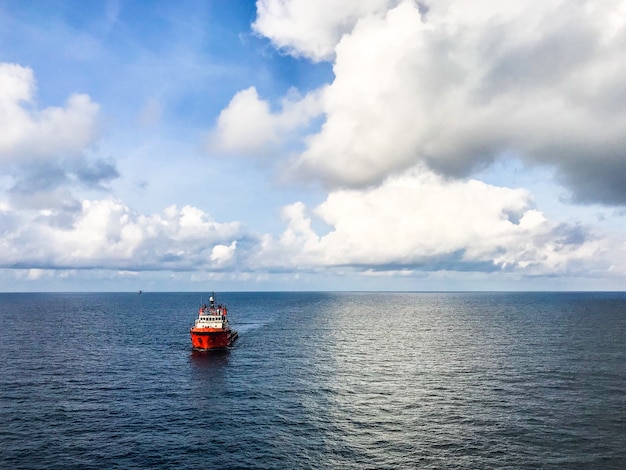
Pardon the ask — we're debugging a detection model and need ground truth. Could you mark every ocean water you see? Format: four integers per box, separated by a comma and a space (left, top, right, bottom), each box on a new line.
1, 291, 625, 469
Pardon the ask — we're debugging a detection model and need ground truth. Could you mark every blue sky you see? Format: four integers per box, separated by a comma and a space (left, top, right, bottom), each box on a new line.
1, 0, 626, 292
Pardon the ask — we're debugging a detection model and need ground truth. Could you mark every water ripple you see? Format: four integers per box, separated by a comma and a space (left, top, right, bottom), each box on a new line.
1, 292, 625, 468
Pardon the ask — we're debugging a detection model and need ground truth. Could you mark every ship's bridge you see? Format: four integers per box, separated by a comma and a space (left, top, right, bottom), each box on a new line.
195, 310, 227, 328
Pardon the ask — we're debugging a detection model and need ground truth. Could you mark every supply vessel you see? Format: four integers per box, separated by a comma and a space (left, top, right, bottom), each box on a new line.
190, 293, 238, 350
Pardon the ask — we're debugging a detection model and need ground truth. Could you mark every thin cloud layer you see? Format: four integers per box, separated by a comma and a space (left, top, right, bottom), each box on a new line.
253, 0, 626, 205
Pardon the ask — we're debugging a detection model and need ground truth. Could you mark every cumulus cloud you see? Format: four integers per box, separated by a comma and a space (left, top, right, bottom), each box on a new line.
0, 170, 621, 280
0, 62, 115, 213
253, 0, 397, 62
208, 86, 323, 157
0, 199, 242, 271
211, 241, 238, 267
252, 166, 619, 275
0, 62, 247, 278
4, 2, 626, 288
253, 0, 626, 205
0, 63, 100, 161
204, 0, 626, 281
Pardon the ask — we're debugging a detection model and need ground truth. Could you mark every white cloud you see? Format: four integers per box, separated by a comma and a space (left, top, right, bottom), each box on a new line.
0, 199, 242, 271
253, 0, 397, 62
3, 2, 626, 290
0, 63, 100, 161
291, 1, 428, 186
0, 170, 623, 283
0, 62, 115, 216
209, 87, 277, 155
211, 241, 238, 267
208, 86, 323, 156
252, 0, 626, 204
252, 167, 619, 276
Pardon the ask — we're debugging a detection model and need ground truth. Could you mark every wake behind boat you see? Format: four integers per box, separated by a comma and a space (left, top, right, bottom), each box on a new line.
190, 293, 238, 350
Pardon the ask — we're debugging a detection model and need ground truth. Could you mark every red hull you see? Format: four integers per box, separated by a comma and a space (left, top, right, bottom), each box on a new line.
190, 328, 237, 350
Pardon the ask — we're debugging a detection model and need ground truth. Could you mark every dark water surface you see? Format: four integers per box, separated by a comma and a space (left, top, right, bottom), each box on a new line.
1, 292, 625, 469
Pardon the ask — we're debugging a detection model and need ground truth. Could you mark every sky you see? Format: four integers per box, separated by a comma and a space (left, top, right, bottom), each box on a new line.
1, 0, 626, 292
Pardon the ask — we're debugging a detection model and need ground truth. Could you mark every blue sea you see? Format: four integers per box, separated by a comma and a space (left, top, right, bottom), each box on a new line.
1, 292, 625, 469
